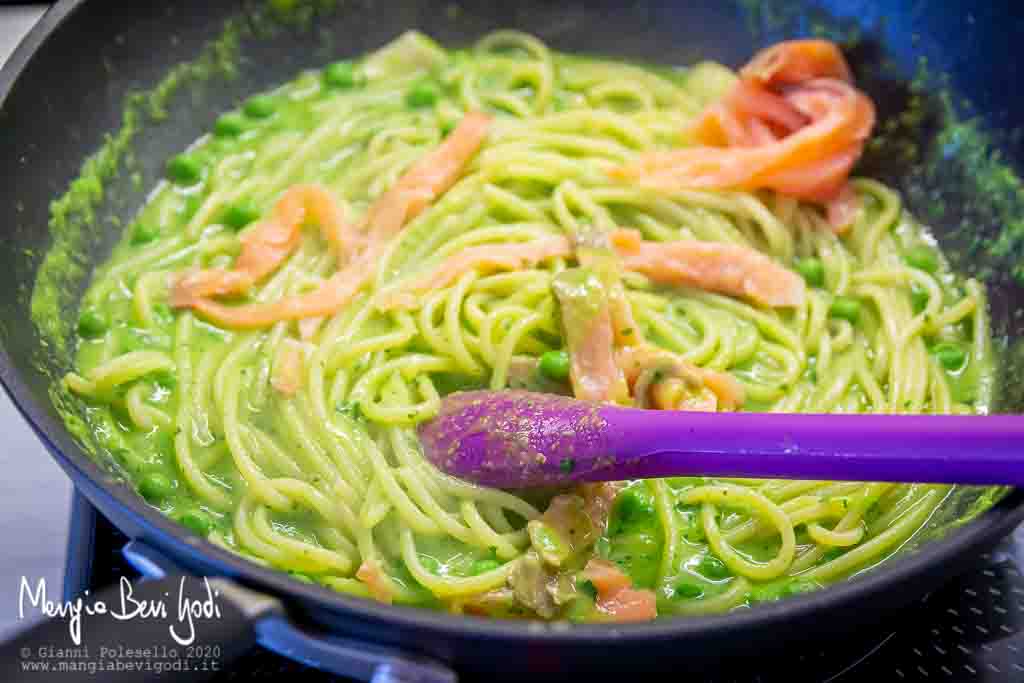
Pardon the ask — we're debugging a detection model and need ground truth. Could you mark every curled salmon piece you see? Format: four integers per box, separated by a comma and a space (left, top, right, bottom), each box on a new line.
741, 39, 853, 86
611, 40, 875, 233
616, 344, 745, 412
690, 80, 809, 148
581, 559, 657, 623
223, 184, 349, 293
189, 256, 374, 328
171, 184, 350, 308
552, 267, 631, 404
570, 302, 626, 403
170, 269, 250, 309
177, 113, 492, 328
610, 229, 805, 307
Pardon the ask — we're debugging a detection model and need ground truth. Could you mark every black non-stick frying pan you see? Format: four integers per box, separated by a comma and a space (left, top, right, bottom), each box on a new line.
1, 1, 1023, 681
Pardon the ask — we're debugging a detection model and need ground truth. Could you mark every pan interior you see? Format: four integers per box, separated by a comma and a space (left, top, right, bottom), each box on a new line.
6, 0, 1024, 618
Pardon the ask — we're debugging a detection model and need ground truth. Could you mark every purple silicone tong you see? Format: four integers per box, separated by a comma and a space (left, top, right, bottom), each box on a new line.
418, 390, 1024, 489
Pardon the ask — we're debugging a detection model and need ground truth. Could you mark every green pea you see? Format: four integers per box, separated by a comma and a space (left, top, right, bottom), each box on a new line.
77, 309, 108, 338
152, 369, 178, 390
904, 245, 939, 273
243, 94, 277, 119
130, 222, 160, 245
166, 154, 203, 185
323, 61, 360, 89
221, 201, 261, 231
934, 342, 967, 370
674, 581, 704, 599
910, 287, 929, 314
829, 296, 861, 324
697, 555, 731, 580
406, 80, 440, 108
538, 350, 571, 381
214, 112, 247, 138
430, 372, 486, 395
178, 510, 213, 536
138, 472, 174, 503
469, 559, 500, 576
795, 257, 825, 287
612, 488, 653, 528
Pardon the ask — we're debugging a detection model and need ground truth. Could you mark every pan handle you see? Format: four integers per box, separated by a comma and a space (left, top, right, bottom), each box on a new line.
123, 541, 457, 683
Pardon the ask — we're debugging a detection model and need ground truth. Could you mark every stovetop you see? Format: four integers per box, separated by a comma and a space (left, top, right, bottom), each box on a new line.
64, 491, 1024, 682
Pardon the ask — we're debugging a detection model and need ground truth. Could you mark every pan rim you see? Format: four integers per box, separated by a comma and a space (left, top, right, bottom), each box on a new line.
1, 0, 1022, 648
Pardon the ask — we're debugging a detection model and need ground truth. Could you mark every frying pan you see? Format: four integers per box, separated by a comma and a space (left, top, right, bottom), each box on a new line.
0, 1, 1023, 681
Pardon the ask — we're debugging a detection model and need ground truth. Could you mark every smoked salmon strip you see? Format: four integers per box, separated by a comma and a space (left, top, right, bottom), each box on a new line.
553, 266, 631, 404
609, 229, 805, 308
377, 228, 804, 312
171, 183, 350, 307
611, 40, 876, 232
352, 110, 495, 256
189, 253, 375, 329
375, 236, 572, 311
173, 113, 493, 328
581, 559, 657, 622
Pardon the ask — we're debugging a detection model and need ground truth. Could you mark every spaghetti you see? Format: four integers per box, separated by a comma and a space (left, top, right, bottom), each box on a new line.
63, 31, 994, 621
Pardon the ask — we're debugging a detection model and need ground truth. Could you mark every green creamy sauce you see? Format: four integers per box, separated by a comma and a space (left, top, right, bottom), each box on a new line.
34, 9, 1012, 621
31, 15, 248, 468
